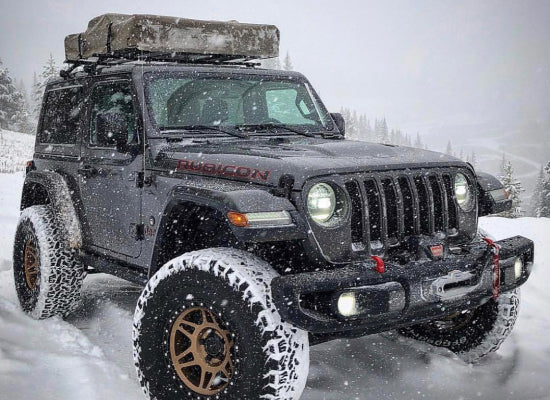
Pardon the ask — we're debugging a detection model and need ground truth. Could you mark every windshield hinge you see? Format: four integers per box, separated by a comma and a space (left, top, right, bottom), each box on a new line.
271, 174, 295, 198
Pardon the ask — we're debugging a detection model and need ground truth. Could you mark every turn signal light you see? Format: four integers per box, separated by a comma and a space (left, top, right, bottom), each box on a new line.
227, 212, 249, 227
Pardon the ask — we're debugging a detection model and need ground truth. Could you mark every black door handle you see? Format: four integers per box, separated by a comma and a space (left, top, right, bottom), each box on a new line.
78, 165, 98, 178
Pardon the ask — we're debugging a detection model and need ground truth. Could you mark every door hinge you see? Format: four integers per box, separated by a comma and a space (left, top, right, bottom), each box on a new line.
130, 223, 145, 241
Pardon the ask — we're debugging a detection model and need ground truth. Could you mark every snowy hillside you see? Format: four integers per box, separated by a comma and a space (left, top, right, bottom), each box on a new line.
1, 173, 549, 400
0, 129, 35, 173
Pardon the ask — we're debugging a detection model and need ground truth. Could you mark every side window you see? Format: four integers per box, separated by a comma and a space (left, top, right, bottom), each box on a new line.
89, 81, 136, 147
40, 87, 83, 144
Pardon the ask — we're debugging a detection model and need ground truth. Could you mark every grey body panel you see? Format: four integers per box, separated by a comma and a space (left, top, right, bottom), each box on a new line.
31, 63, 481, 274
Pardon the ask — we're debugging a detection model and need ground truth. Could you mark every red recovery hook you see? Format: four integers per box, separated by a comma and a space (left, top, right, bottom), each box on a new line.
371, 256, 385, 274
483, 237, 500, 299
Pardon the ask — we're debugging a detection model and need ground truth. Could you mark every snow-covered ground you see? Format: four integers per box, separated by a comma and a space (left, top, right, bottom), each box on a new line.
0, 130, 35, 173
1, 172, 549, 400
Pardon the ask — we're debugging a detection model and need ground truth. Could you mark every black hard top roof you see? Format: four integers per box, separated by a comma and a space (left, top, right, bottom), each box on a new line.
49, 63, 305, 86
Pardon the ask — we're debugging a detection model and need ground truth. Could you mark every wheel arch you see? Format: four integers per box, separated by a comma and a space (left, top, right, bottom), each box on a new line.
21, 171, 82, 249
149, 197, 240, 278
147, 184, 303, 278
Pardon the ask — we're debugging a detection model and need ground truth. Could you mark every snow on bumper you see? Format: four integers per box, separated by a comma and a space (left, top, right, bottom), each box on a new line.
271, 235, 534, 334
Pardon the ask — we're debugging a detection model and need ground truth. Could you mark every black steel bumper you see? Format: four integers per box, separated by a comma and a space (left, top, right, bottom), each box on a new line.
271, 236, 534, 335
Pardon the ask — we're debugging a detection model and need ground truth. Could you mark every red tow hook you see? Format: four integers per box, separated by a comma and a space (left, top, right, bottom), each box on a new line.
371, 256, 385, 274
483, 237, 500, 299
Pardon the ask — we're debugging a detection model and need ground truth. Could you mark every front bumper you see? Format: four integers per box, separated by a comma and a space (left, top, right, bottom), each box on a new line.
271, 235, 534, 335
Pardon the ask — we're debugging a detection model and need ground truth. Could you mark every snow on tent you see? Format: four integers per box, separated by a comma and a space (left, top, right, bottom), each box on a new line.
64, 14, 280, 63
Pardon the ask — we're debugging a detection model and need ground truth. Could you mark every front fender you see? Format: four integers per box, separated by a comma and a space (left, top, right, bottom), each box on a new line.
164, 183, 308, 243
476, 171, 512, 216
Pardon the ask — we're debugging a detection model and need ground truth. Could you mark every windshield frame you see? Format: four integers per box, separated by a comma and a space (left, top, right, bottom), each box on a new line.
142, 69, 337, 138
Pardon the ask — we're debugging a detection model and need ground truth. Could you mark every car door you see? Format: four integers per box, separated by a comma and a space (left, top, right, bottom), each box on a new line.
78, 78, 143, 258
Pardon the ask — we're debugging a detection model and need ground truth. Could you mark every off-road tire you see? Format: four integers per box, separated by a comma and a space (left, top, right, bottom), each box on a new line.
399, 289, 520, 363
133, 248, 309, 400
13, 205, 85, 319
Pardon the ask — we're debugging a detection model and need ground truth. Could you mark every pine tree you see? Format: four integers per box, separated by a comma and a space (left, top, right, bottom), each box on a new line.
540, 162, 550, 218
29, 55, 59, 128
41, 54, 59, 83
445, 140, 454, 156
262, 57, 281, 70
16, 79, 29, 106
414, 133, 422, 148
499, 153, 507, 175
499, 160, 525, 218
530, 165, 544, 217
282, 52, 293, 71
0, 58, 31, 132
470, 151, 477, 168
31, 72, 43, 122
374, 117, 389, 143
347, 110, 358, 139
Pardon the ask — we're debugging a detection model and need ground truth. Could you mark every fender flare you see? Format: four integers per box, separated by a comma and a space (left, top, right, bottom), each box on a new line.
21, 171, 82, 249
148, 184, 307, 276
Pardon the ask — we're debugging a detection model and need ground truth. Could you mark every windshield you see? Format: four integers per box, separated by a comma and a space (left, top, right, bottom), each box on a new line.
145, 73, 332, 134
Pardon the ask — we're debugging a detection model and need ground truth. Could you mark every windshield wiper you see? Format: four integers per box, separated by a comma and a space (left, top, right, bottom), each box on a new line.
161, 125, 249, 139
236, 123, 317, 138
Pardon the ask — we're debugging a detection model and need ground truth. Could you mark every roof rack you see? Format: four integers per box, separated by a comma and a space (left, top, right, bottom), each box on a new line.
61, 49, 261, 78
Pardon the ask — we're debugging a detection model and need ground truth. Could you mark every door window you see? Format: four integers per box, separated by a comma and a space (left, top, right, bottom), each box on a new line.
89, 81, 137, 147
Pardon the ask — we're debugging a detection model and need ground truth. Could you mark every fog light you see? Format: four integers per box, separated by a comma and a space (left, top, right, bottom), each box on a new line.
337, 292, 358, 317
514, 258, 523, 280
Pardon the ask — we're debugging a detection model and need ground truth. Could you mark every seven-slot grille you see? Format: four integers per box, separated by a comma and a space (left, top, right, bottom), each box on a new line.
344, 169, 461, 255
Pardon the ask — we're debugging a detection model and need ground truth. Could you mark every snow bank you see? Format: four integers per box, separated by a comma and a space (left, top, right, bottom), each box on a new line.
0, 129, 34, 173
0, 172, 549, 400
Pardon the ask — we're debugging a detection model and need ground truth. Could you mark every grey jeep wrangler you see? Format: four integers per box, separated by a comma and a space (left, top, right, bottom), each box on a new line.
13, 13, 534, 400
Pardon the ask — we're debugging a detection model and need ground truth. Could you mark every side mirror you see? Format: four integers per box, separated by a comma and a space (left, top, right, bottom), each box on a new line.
96, 112, 128, 151
330, 112, 345, 136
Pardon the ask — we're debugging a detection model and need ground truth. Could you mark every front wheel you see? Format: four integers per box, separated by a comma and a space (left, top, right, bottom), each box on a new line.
398, 289, 520, 363
133, 248, 309, 400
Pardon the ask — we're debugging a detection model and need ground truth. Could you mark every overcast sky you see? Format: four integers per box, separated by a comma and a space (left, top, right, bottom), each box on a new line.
1, 0, 549, 133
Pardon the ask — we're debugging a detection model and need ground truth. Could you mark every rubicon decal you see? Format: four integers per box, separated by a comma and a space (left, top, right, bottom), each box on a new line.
176, 160, 271, 181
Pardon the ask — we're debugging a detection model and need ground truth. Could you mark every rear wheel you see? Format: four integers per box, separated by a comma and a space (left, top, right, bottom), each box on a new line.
13, 205, 84, 319
133, 248, 309, 400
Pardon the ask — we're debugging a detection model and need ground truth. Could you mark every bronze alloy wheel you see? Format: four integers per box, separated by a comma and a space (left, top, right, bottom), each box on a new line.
23, 239, 39, 290
169, 306, 235, 396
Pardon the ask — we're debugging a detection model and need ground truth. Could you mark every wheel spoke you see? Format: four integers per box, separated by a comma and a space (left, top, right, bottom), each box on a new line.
205, 371, 218, 390
175, 347, 192, 362
200, 308, 209, 325
199, 368, 209, 389
178, 358, 198, 369
176, 320, 198, 339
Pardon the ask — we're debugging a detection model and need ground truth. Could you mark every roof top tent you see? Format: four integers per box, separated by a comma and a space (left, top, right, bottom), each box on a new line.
64, 13, 280, 64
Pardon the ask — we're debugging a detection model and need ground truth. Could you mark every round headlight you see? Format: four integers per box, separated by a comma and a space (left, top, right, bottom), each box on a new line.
307, 183, 336, 224
454, 173, 473, 210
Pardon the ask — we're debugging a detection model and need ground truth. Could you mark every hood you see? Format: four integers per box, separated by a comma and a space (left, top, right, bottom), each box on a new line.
155, 136, 466, 187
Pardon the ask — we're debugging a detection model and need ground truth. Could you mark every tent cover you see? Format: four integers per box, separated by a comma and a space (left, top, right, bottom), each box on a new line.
65, 14, 280, 62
